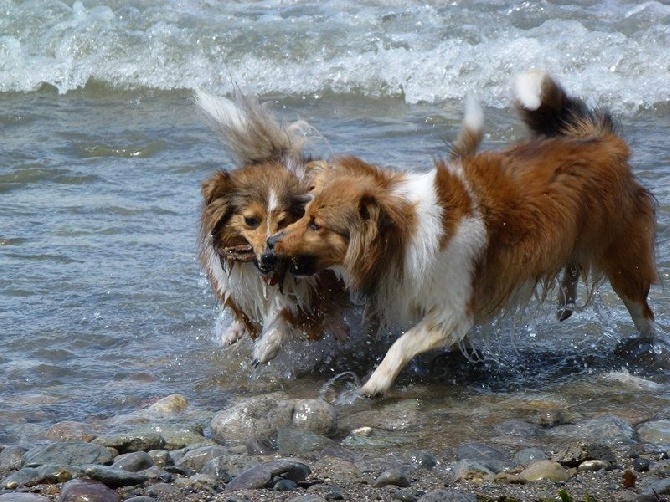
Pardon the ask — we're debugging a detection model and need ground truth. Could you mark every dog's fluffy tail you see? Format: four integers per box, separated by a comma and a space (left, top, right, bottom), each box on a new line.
449, 92, 484, 160
513, 71, 617, 139
195, 90, 310, 167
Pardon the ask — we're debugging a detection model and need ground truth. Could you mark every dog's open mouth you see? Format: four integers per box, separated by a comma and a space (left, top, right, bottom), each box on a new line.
222, 244, 255, 262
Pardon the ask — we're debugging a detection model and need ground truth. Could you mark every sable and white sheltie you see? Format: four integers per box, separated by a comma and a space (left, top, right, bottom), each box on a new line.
264, 72, 658, 396
197, 91, 349, 365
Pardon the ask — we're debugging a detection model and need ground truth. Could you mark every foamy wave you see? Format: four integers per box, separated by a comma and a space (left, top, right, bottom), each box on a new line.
1, 0, 668, 113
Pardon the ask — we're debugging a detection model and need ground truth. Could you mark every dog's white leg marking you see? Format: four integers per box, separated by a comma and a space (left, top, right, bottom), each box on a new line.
252, 295, 292, 364
221, 319, 247, 345
622, 298, 655, 339
360, 313, 474, 397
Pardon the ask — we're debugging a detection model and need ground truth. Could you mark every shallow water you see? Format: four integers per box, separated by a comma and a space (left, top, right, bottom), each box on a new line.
1, 0, 669, 448
1, 88, 668, 448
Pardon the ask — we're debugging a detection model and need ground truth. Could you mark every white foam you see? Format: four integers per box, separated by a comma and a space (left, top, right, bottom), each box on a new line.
1, 0, 668, 113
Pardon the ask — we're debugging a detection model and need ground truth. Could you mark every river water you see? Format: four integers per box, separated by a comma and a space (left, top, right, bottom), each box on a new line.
1, 0, 669, 447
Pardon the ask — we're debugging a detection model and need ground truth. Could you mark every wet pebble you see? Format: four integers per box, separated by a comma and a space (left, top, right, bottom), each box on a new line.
45, 421, 98, 442
112, 451, 154, 472
417, 489, 476, 501
520, 460, 570, 482
224, 458, 311, 491
92, 431, 165, 454
546, 415, 635, 444
553, 442, 616, 467
632, 456, 651, 472
277, 426, 335, 456
638, 419, 670, 444
373, 467, 411, 488
57, 479, 119, 502
0, 493, 52, 502
0, 446, 26, 472
174, 444, 230, 472
210, 397, 336, 444
456, 442, 512, 473
80, 465, 155, 488
273, 478, 299, 491
24, 441, 116, 467
513, 447, 548, 466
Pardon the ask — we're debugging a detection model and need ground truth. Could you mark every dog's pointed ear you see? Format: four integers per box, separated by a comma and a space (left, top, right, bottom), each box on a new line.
202, 171, 232, 204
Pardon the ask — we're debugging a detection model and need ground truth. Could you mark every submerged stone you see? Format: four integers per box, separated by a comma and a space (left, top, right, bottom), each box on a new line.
24, 441, 117, 468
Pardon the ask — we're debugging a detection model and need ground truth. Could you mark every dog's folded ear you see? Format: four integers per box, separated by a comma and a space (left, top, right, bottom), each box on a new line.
202, 170, 233, 204
359, 193, 392, 230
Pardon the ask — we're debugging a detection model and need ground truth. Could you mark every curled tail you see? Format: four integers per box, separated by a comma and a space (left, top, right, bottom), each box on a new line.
449, 92, 484, 160
513, 71, 617, 139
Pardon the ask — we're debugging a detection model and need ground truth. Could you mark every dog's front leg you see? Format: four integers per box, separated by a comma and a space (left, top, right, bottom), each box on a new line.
252, 299, 292, 365
360, 313, 473, 397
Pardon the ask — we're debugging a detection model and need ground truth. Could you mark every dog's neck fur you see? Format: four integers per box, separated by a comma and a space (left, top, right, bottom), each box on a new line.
331, 158, 481, 326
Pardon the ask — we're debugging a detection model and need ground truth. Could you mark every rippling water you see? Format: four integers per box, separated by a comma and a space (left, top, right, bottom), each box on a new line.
1, 0, 669, 446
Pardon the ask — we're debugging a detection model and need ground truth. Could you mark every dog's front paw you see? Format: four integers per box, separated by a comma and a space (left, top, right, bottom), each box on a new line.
221, 319, 247, 345
360, 374, 391, 398
252, 325, 288, 365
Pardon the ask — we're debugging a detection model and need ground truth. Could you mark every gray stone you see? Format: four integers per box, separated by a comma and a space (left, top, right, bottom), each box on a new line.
93, 431, 165, 453
577, 460, 610, 472
225, 458, 310, 491
287, 496, 327, 502
633, 457, 651, 472
58, 478, 120, 502
46, 420, 98, 442
546, 415, 635, 444
80, 465, 152, 488
24, 441, 117, 468
211, 397, 336, 444
175, 445, 229, 472
456, 442, 511, 473
273, 478, 299, 491
640, 478, 670, 499
417, 490, 477, 502
146, 394, 189, 416
0, 493, 52, 502
112, 451, 154, 472
553, 442, 616, 467
638, 419, 670, 445
450, 460, 493, 482
277, 427, 334, 455
340, 400, 424, 432
0, 445, 26, 472
2, 467, 40, 489
513, 447, 548, 466
373, 468, 411, 488
200, 456, 233, 482
148, 450, 172, 468
123, 498, 157, 502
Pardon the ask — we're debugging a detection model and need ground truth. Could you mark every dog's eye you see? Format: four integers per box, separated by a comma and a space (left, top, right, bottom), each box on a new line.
308, 218, 321, 231
244, 216, 260, 228
277, 217, 288, 229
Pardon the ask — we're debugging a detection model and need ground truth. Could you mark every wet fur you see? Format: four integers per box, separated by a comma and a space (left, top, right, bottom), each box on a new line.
268, 72, 657, 396
197, 91, 349, 364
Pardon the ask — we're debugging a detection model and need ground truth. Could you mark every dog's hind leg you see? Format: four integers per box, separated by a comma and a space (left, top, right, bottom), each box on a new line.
557, 264, 580, 322
360, 314, 473, 397
599, 230, 657, 339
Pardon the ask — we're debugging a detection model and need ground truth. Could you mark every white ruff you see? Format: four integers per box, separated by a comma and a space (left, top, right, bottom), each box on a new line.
203, 235, 317, 325
374, 169, 487, 335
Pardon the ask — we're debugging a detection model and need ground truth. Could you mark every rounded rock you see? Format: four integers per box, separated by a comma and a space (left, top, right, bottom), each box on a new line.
520, 460, 570, 482
0, 494, 52, 502
58, 479, 120, 502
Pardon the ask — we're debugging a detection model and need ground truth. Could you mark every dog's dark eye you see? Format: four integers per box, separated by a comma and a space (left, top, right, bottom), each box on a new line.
244, 216, 260, 228
308, 218, 320, 231
277, 217, 288, 229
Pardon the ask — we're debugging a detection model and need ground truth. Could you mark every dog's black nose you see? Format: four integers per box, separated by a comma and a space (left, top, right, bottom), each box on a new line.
267, 232, 283, 251
259, 251, 277, 271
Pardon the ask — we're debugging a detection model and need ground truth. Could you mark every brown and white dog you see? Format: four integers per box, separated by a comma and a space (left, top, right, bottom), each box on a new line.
264, 72, 658, 396
197, 91, 349, 365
